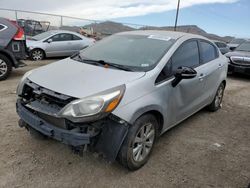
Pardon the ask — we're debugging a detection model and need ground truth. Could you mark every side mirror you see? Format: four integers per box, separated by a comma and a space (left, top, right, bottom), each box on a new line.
47, 39, 52, 43
172, 67, 197, 87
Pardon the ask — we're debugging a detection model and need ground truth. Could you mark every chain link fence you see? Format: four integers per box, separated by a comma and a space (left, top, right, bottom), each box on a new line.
0, 8, 150, 38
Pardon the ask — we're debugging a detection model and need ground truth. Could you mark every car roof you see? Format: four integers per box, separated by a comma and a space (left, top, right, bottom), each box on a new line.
116, 30, 207, 40
47, 30, 80, 35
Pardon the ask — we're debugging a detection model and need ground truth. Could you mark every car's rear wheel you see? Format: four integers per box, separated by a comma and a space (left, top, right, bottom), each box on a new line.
0, 54, 12, 81
207, 82, 225, 112
118, 114, 158, 170
30, 49, 44, 61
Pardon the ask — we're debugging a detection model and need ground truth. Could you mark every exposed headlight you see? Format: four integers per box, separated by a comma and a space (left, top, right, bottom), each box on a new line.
59, 85, 125, 122
16, 70, 33, 96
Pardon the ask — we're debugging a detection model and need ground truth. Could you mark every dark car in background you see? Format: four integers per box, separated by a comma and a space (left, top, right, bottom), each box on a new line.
228, 38, 247, 51
0, 17, 27, 80
226, 41, 250, 75
213, 40, 230, 54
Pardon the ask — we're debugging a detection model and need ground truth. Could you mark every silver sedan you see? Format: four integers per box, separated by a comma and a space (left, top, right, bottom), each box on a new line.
26, 30, 95, 60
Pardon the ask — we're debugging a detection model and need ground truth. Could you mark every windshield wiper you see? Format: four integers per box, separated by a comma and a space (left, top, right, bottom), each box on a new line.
73, 55, 133, 71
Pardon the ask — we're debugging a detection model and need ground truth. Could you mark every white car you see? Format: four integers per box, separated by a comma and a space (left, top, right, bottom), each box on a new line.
26, 30, 95, 60
17, 31, 228, 170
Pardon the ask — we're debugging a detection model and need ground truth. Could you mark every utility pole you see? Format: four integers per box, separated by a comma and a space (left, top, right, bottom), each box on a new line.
174, 0, 180, 31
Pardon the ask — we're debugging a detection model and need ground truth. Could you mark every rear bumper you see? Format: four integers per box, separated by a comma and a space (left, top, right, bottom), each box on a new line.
228, 64, 250, 75
16, 100, 90, 146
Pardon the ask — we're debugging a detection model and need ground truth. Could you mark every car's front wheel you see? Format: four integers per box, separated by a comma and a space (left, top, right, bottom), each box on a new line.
0, 54, 12, 81
118, 114, 158, 170
30, 49, 45, 61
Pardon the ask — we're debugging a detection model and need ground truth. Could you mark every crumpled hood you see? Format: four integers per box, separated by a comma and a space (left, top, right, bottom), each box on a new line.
28, 58, 145, 98
225, 51, 250, 58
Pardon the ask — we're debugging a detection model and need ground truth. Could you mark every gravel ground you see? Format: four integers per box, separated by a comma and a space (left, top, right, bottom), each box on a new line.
0, 59, 249, 188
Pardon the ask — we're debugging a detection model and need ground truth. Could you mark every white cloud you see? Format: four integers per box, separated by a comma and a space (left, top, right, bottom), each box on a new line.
0, 0, 239, 21
51, 0, 239, 20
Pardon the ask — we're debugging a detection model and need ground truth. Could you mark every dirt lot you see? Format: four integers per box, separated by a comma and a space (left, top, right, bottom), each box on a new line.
0, 60, 249, 188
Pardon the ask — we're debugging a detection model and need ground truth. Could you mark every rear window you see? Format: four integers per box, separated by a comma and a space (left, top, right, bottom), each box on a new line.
73, 35, 82, 40
200, 41, 218, 64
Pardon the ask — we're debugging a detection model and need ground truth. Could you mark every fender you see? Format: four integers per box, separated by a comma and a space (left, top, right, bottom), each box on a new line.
95, 118, 129, 161
129, 105, 164, 125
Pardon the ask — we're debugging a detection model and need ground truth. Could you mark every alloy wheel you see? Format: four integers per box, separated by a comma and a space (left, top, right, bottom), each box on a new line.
32, 50, 43, 60
132, 123, 155, 162
0, 59, 8, 76
215, 85, 224, 108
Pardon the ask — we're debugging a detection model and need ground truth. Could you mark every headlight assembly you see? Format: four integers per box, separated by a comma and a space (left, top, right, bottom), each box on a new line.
59, 85, 125, 122
16, 70, 33, 96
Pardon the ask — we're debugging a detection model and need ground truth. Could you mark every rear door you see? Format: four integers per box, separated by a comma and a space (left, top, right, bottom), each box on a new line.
71, 34, 86, 52
198, 40, 222, 101
167, 40, 208, 125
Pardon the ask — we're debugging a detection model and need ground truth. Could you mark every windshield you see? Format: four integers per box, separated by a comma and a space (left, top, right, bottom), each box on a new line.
235, 42, 250, 52
77, 34, 176, 71
32, 31, 54, 41
229, 39, 246, 44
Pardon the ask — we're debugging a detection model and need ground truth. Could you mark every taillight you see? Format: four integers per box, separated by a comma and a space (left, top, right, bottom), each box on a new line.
13, 28, 25, 40
10, 20, 25, 40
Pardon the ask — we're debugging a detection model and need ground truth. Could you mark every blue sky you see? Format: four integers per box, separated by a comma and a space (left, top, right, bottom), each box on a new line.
0, 0, 249, 38
113, 0, 250, 38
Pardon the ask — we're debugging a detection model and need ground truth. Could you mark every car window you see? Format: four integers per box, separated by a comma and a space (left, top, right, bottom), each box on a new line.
50, 33, 73, 42
216, 42, 227, 48
172, 41, 199, 72
200, 41, 218, 64
60, 33, 73, 41
50, 34, 61, 41
0, 24, 7, 31
155, 60, 172, 84
72, 34, 82, 40
220, 42, 227, 48
235, 42, 250, 52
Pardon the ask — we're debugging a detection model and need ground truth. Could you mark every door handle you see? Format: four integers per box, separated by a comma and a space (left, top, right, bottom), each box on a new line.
218, 63, 222, 68
199, 73, 205, 81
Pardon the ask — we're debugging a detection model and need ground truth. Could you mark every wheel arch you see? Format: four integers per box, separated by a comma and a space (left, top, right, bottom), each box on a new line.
130, 106, 164, 135
0, 49, 16, 67
30, 48, 46, 58
222, 80, 226, 87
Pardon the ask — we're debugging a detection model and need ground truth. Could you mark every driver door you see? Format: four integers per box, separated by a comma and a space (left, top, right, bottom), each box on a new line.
166, 40, 208, 126
44, 33, 74, 57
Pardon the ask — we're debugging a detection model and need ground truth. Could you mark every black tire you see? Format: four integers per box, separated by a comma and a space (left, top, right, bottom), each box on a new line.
118, 114, 158, 171
0, 54, 12, 81
30, 49, 45, 61
207, 82, 225, 112
29, 127, 47, 140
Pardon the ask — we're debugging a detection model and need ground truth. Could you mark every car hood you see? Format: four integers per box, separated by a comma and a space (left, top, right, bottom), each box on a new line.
28, 58, 145, 98
225, 51, 250, 58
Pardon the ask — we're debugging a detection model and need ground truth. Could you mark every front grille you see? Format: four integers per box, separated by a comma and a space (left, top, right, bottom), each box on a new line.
21, 80, 76, 129
231, 56, 250, 67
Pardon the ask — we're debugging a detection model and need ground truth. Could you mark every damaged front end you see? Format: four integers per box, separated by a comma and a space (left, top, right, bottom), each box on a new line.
16, 80, 129, 161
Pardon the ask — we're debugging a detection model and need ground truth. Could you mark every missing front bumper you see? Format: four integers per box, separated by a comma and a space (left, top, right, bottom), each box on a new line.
16, 100, 129, 161
17, 101, 90, 146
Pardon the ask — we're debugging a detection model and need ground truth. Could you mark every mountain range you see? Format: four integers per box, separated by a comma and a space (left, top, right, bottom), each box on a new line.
60, 21, 234, 42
